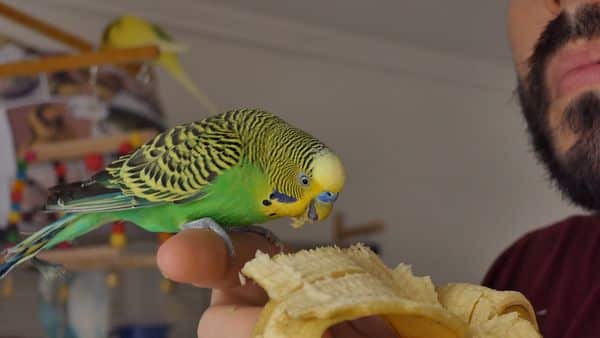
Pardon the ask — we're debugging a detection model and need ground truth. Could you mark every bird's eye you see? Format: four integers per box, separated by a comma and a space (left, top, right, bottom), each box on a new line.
299, 173, 310, 187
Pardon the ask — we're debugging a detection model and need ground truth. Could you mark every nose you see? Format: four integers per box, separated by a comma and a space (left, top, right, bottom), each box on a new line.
316, 191, 338, 203
549, 0, 600, 14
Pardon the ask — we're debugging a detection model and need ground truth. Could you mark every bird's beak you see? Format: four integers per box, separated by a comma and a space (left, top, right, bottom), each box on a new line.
311, 199, 335, 221
308, 191, 338, 221
291, 192, 338, 229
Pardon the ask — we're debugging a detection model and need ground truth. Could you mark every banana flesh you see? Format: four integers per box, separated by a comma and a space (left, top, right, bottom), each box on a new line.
241, 244, 542, 338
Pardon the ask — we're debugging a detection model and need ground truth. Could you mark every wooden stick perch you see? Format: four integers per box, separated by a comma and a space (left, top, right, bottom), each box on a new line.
21, 129, 158, 164
36, 244, 157, 270
0, 1, 93, 51
332, 212, 385, 242
0, 45, 160, 78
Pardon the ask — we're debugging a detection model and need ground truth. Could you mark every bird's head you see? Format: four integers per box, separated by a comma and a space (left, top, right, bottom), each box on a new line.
102, 15, 186, 53
236, 109, 346, 228
287, 149, 346, 228
102, 15, 154, 46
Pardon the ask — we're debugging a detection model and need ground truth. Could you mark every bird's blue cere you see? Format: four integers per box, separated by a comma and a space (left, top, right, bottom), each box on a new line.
317, 191, 338, 203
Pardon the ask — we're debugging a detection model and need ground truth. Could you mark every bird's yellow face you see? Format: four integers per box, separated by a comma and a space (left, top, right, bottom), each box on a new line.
289, 151, 346, 228
260, 149, 345, 228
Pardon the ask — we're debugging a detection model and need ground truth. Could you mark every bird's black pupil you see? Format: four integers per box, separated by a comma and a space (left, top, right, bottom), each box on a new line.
302, 178, 308, 184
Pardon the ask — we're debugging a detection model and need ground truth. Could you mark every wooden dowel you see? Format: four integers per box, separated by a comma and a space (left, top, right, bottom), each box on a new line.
337, 222, 385, 239
0, 1, 93, 51
0, 45, 160, 78
332, 212, 385, 242
35, 245, 157, 270
21, 129, 158, 164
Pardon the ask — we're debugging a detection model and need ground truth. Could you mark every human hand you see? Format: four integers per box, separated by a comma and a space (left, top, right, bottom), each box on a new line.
156, 229, 397, 338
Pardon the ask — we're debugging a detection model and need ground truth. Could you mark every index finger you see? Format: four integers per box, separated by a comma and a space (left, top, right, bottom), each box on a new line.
156, 228, 288, 290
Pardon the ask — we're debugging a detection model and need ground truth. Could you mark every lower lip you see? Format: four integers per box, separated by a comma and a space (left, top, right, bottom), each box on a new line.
558, 63, 600, 97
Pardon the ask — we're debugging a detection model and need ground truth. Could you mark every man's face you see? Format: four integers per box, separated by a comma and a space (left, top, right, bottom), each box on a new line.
509, 0, 600, 210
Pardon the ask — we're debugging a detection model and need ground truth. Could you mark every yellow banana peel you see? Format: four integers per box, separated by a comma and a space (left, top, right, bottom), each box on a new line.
241, 244, 542, 338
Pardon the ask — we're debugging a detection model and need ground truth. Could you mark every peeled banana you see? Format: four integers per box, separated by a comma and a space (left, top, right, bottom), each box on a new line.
240, 244, 542, 338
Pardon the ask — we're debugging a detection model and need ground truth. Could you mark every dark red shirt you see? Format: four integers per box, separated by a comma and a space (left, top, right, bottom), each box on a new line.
482, 213, 600, 338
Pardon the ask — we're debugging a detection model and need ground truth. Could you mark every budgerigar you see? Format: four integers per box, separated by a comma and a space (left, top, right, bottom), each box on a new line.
0, 109, 346, 279
101, 15, 219, 114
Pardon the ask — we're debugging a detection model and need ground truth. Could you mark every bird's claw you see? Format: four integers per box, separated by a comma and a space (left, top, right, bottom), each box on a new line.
180, 218, 236, 259
229, 225, 285, 253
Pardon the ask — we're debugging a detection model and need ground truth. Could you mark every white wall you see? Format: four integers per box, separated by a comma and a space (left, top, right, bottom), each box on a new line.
0, 0, 581, 307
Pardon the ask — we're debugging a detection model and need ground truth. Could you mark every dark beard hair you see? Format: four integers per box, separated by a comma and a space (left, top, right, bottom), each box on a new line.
518, 3, 600, 210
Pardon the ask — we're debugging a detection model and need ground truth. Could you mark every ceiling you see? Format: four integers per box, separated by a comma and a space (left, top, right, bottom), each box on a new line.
201, 0, 513, 66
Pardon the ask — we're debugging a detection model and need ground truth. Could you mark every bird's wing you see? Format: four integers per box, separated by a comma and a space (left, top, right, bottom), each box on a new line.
45, 117, 243, 213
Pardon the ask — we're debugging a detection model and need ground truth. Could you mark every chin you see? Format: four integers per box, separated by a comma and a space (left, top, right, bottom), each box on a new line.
547, 91, 600, 211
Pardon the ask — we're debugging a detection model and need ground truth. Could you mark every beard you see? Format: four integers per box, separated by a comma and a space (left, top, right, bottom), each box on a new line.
518, 3, 600, 210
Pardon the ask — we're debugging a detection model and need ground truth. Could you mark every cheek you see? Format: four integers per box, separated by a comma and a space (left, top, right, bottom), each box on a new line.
547, 101, 580, 157
507, 0, 557, 78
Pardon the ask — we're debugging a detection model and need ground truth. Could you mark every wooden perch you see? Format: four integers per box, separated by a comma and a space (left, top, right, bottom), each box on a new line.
36, 244, 157, 270
0, 45, 160, 78
21, 129, 158, 164
0, 2, 160, 77
0, 1, 93, 51
332, 212, 385, 242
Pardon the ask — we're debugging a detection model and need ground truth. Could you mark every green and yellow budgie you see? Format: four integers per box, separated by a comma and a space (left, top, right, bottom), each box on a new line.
0, 109, 345, 279
101, 15, 219, 114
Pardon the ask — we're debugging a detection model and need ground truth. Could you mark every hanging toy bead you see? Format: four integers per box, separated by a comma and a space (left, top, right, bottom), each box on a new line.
53, 161, 67, 185
110, 233, 126, 248
157, 232, 173, 244
106, 271, 119, 288
7, 211, 21, 224
23, 150, 36, 163
110, 221, 127, 249
107, 222, 127, 287
10, 190, 22, 203
53, 162, 67, 177
16, 170, 27, 181
58, 283, 69, 303
57, 242, 72, 249
6, 227, 19, 244
17, 159, 28, 172
118, 141, 134, 156
112, 221, 125, 233
129, 132, 144, 148
84, 153, 104, 172
11, 180, 25, 193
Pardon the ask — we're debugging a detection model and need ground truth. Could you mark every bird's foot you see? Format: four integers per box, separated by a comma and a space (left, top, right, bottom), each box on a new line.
229, 225, 285, 253
180, 218, 236, 259
31, 257, 66, 281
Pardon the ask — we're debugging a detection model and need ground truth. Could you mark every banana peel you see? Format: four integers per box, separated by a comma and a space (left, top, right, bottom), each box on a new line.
241, 244, 542, 338
437, 283, 539, 330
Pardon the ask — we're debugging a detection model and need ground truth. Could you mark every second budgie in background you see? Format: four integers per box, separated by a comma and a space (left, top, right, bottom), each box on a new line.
101, 14, 219, 114
0, 109, 346, 280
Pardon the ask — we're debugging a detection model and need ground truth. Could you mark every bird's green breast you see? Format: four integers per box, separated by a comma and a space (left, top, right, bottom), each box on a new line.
118, 161, 273, 232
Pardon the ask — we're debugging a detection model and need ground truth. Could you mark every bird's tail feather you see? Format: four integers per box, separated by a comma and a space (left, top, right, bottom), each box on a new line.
160, 54, 219, 114
0, 214, 78, 279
